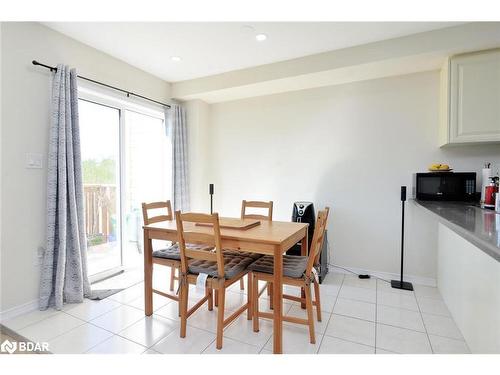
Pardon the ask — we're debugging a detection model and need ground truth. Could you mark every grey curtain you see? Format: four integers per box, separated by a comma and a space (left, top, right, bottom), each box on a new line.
168, 104, 190, 211
39, 64, 90, 310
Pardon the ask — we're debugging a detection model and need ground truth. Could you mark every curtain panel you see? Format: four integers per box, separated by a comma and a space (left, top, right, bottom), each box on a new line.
168, 104, 190, 211
39, 64, 90, 310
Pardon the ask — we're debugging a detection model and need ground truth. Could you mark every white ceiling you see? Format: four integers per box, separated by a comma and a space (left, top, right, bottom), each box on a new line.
44, 22, 462, 82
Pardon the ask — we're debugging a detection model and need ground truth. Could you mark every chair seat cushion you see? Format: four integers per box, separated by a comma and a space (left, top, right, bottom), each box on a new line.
152, 243, 213, 261
188, 252, 255, 279
247, 255, 308, 278
222, 249, 263, 260
152, 244, 180, 260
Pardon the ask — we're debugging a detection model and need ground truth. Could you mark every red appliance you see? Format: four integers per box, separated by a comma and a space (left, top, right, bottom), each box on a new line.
484, 176, 499, 209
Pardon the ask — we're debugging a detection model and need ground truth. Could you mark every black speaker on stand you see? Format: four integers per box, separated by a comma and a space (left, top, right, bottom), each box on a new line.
391, 186, 414, 291
209, 184, 214, 214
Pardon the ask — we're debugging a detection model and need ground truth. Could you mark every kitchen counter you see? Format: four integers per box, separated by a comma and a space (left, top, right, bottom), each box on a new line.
414, 200, 500, 262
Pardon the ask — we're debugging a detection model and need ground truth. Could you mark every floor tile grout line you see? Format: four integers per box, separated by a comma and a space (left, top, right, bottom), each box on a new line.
19, 301, 129, 353
252, 275, 344, 354
85, 312, 148, 338
376, 321, 428, 335
11, 272, 467, 354
29, 321, 89, 347
152, 315, 263, 353
331, 311, 375, 324
200, 338, 217, 354
116, 320, 179, 350
377, 291, 453, 319
4, 308, 72, 333
411, 285, 435, 354
82, 332, 145, 354
64, 301, 125, 323
202, 336, 262, 354
425, 332, 469, 343
322, 331, 376, 350
254, 295, 294, 352
316, 273, 345, 354
331, 280, 450, 335
84, 313, 180, 353
18, 311, 88, 345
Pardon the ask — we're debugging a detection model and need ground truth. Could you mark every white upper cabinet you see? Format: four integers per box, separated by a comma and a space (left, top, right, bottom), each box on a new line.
440, 49, 500, 146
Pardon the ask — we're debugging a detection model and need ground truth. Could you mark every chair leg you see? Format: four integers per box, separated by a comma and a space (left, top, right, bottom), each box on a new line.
169, 266, 175, 292
240, 278, 245, 290
304, 283, 316, 344
313, 278, 322, 322
246, 273, 253, 320
252, 274, 260, 332
180, 280, 189, 338
216, 282, 226, 350
206, 287, 213, 311
214, 290, 219, 307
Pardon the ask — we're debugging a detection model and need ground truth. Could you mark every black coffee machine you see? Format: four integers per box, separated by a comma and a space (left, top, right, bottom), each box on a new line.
287, 202, 329, 283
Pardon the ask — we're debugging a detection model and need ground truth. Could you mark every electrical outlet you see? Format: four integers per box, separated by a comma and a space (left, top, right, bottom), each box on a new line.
26, 153, 43, 169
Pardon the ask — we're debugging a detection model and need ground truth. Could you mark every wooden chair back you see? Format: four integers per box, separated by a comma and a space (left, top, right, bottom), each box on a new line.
305, 207, 330, 277
175, 211, 225, 278
241, 200, 273, 221
142, 200, 173, 225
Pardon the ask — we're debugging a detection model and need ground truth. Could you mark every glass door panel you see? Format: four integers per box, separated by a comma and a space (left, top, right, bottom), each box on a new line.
123, 110, 171, 268
79, 99, 121, 277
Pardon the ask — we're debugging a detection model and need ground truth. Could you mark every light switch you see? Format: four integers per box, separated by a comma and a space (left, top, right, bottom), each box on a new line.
26, 153, 43, 169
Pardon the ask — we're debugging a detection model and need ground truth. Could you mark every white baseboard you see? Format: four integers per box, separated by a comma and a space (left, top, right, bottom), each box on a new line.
0, 299, 39, 322
330, 263, 437, 287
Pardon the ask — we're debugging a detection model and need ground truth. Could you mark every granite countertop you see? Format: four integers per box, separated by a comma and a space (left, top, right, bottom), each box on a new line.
414, 200, 500, 262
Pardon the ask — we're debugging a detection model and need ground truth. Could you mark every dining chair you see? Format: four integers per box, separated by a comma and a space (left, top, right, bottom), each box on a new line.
241, 200, 273, 221
236, 200, 274, 291
248, 207, 330, 344
141, 200, 179, 300
175, 211, 256, 349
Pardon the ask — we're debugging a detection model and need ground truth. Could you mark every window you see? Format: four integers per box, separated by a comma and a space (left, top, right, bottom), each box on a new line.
78, 85, 170, 278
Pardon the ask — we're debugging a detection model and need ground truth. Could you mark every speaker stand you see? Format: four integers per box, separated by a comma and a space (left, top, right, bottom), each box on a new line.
390, 280, 414, 291
391, 186, 414, 292
209, 183, 214, 214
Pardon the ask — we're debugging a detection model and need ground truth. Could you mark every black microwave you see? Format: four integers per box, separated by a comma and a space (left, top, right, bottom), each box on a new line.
414, 172, 477, 201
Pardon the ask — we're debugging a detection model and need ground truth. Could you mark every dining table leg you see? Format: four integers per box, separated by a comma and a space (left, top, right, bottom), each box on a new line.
144, 228, 153, 316
300, 228, 308, 309
272, 247, 283, 354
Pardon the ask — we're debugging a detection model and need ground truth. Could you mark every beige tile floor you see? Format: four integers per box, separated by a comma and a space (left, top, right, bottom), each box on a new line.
1, 266, 470, 354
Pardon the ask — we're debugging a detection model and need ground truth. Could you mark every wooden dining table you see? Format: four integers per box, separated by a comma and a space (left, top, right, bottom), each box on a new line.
143, 217, 309, 354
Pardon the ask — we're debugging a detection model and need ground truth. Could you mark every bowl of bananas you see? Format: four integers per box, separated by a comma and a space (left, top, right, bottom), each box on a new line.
428, 163, 453, 172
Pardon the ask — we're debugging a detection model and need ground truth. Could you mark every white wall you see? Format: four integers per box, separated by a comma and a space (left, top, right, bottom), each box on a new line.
186, 99, 211, 212
199, 71, 500, 282
0, 22, 171, 315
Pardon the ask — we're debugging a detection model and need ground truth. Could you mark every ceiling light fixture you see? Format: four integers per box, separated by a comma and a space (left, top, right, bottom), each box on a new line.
171, 56, 182, 62
255, 33, 267, 42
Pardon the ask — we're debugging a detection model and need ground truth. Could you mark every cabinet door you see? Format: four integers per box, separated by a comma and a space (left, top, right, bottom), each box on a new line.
449, 50, 500, 143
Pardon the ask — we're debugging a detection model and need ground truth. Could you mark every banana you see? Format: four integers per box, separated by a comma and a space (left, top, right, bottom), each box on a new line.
428, 163, 450, 171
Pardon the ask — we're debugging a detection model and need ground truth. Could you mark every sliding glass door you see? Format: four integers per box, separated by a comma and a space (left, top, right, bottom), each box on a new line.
122, 110, 171, 268
79, 99, 122, 277
79, 92, 169, 278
